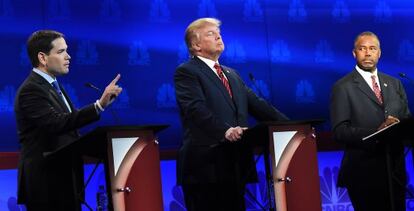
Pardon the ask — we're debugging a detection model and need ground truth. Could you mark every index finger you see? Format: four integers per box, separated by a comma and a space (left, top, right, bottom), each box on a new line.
110, 74, 121, 85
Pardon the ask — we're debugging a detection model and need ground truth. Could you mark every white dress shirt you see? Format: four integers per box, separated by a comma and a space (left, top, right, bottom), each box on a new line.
197, 56, 229, 80
355, 65, 381, 91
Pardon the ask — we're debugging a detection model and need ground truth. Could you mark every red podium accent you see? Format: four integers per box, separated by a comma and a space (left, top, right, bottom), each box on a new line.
246, 120, 323, 211
106, 129, 164, 211
123, 140, 163, 211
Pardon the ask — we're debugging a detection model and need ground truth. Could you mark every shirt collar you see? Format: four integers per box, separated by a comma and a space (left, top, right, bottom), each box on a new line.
197, 56, 219, 70
355, 65, 378, 79
32, 68, 56, 84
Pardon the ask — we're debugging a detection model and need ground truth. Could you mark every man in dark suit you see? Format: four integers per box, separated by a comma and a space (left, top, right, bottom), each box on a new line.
330, 31, 410, 210
14, 30, 122, 210
174, 18, 289, 211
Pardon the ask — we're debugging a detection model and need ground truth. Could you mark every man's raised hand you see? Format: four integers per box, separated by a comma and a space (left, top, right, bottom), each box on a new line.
99, 74, 123, 108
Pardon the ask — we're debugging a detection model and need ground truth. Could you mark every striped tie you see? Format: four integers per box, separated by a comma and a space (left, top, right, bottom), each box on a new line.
371, 75, 383, 105
214, 63, 232, 98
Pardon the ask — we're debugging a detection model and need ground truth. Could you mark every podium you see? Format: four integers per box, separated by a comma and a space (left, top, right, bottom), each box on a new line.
245, 120, 323, 211
363, 117, 414, 143
363, 118, 414, 211
47, 125, 168, 211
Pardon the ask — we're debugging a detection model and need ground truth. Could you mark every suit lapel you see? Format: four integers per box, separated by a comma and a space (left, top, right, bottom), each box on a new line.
194, 58, 236, 111
30, 72, 71, 112
221, 66, 240, 107
352, 70, 383, 107
60, 84, 75, 112
48, 83, 71, 112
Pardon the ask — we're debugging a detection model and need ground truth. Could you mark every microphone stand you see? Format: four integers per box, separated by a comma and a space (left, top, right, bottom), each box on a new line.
397, 72, 414, 201
249, 73, 266, 99
77, 159, 103, 211
242, 73, 275, 211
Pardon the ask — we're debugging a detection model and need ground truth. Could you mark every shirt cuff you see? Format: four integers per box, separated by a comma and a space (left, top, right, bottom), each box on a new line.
95, 99, 105, 112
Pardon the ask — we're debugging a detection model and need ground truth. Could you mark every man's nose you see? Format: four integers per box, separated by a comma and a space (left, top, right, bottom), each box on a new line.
216, 34, 221, 40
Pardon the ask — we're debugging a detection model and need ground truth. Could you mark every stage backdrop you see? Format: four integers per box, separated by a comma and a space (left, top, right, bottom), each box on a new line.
1, 0, 414, 150
1, 0, 414, 210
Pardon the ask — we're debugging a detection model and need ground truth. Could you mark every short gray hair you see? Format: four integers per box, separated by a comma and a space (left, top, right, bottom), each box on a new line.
353, 31, 380, 49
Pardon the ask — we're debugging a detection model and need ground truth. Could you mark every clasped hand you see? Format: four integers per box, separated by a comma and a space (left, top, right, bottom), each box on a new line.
225, 126, 248, 142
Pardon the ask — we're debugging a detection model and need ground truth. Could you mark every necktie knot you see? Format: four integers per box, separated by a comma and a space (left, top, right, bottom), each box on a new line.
371, 75, 383, 105
213, 63, 232, 98
51, 80, 71, 112
51, 80, 72, 112
51, 80, 62, 95
214, 63, 223, 75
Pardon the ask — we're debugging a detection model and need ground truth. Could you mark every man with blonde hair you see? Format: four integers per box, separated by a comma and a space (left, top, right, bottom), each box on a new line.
174, 18, 288, 211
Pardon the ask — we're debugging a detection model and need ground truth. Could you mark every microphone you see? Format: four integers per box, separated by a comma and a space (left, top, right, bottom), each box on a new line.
84, 82, 121, 125
85, 82, 101, 91
86, 82, 117, 102
399, 72, 414, 85
248, 72, 265, 99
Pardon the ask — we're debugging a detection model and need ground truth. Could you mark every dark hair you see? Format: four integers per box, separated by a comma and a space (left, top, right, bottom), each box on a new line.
26, 30, 64, 67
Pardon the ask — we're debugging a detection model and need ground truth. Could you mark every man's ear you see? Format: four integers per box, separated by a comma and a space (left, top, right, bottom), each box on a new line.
37, 52, 47, 66
352, 49, 356, 59
192, 41, 201, 52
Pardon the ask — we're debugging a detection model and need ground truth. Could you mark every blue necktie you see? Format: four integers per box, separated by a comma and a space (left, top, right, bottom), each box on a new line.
51, 80, 63, 96
51, 80, 71, 112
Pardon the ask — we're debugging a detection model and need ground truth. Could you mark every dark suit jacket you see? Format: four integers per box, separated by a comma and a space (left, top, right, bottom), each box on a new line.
174, 57, 288, 185
14, 71, 100, 206
330, 69, 410, 189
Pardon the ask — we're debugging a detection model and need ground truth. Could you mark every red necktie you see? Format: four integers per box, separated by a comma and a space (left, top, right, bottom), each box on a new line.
214, 63, 232, 98
371, 75, 383, 105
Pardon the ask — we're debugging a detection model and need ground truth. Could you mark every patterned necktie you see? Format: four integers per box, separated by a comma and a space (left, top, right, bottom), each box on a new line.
51, 80, 71, 112
371, 75, 383, 105
214, 63, 233, 98
51, 80, 63, 97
